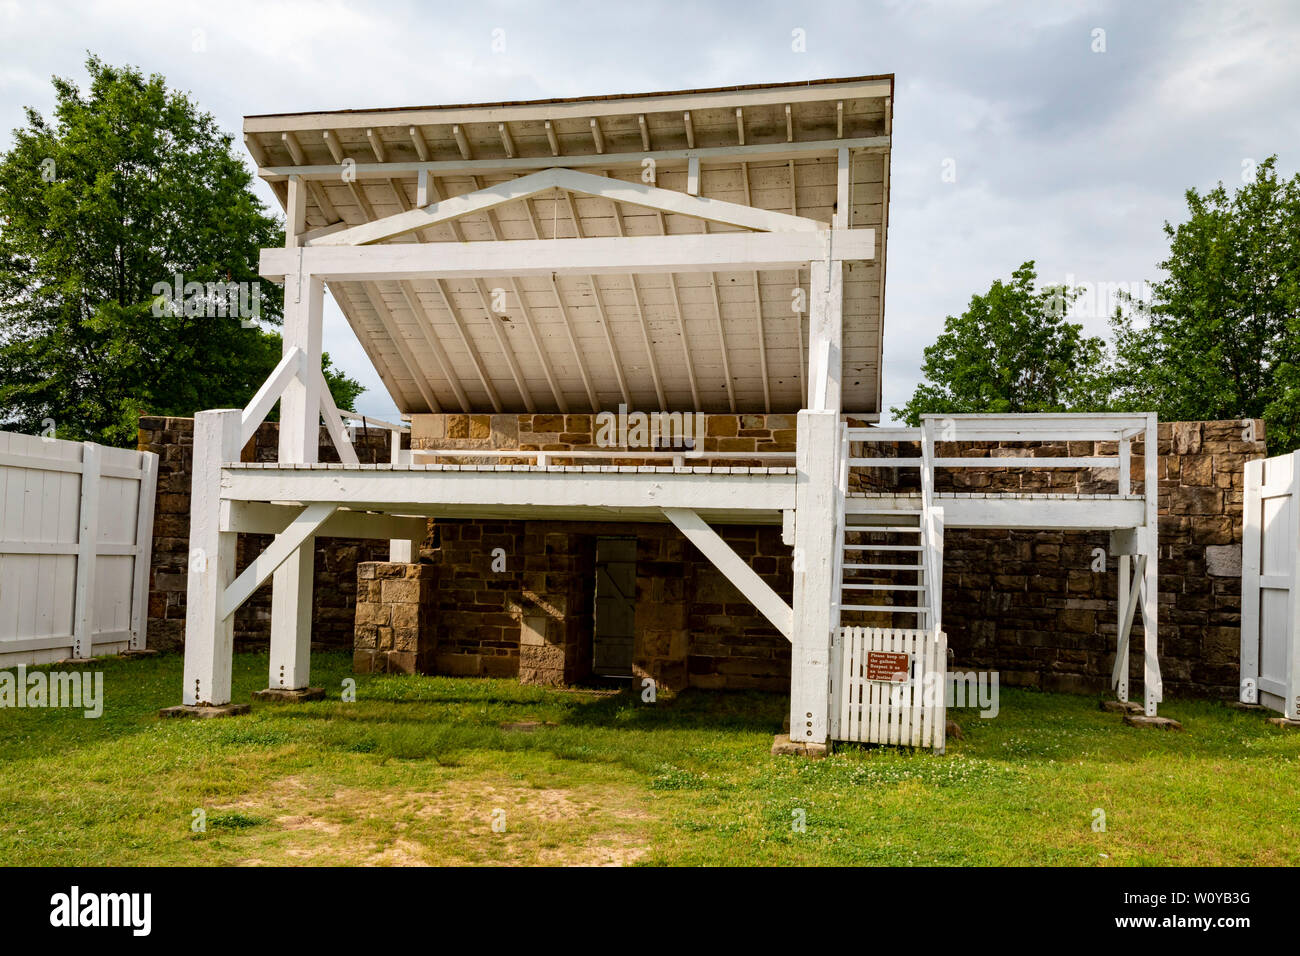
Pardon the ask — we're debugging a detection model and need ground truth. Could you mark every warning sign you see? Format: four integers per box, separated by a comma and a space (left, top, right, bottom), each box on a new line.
865, 651, 911, 683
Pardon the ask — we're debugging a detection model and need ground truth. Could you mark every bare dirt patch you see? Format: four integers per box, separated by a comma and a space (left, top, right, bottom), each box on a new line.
217, 773, 651, 866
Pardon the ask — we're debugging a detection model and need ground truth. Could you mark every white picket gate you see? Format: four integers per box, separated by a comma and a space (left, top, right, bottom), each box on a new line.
0, 431, 158, 666
1241, 450, 1300, 717
832, 626, 947, 752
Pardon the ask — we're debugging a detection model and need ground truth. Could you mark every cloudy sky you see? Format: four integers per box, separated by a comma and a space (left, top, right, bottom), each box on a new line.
3, 0, 1297, 422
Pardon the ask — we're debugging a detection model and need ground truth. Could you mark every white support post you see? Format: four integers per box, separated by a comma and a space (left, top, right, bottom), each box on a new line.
1116, 436, 1132, 702
389, 428, 418, 563
791, 409, 838, 744
268, 272, 324, 691
1142, 414, 1160, 716
1116, 553, 1131, 702
807, 259, 843, 412
71, 442, 101, 659
182, 410, 242, 705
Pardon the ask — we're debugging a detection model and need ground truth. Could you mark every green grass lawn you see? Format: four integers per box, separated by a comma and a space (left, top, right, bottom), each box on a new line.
1, 650, 1297, 866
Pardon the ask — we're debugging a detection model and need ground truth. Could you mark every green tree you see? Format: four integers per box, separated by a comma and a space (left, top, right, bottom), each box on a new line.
892, 261, 1112, 425
0, 56, 362, 446
1110, 157, 1300, 451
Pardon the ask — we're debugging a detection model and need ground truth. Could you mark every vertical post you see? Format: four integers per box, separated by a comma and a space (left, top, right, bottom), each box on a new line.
388, 428, 417, 563
808, 259, 843, 412
1239, 458, 1262, 704
791, 410, 838, 745
182, 410, 242, 705
834, 147, 851, 230
1116, 435, 1131, 702
286, 175, 307, 248
268, 272, 324, 691
1142, 414, 1160, 716
129, 451, 159, 650
71, 442, 101, 659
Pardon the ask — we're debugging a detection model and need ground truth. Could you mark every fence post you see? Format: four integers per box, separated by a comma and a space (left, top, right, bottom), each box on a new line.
70, 442, 101, 659
129, 451, 159, 650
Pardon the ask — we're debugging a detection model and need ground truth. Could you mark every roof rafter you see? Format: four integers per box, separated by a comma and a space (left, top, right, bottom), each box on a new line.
562, 190, 631, 407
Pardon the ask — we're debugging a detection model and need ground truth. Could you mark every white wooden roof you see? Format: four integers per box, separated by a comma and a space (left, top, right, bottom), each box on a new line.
245, 75, 893, 416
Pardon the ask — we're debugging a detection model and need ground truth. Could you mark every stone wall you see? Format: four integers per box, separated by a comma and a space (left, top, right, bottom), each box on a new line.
137, 416, 399, 652
418, 519, 789, 691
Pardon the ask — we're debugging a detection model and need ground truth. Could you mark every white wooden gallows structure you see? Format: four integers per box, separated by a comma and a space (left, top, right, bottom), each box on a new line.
179, 76, 1162, 749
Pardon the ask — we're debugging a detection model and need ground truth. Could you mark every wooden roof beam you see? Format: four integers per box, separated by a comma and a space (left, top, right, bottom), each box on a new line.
431, 279, 503, 412
257, 135, 891, 180
396, 281, 472, 412
741, 162, 771, 412
308, 166, 824, 247
683, 111, 695, 148
280, 131, 306, 165
522, 195, 601, 411
466, 174, 568, 412
409, 126, 431, 161
452, 124, 472, 160
359, 282, 443, 413
498, 122, 515, 158
638, 114, 650, 151
589, 118, 604, 154
606, 171, 666, 409
544, 120, 560, 156
562, 190, 630, 406
265, 230, 876, 280
735, 108, 745, 146
327, 282, 420, 413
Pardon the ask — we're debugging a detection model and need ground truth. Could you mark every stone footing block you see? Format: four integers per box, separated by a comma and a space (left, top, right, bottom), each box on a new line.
1100, 700, 1144, 714
1226, 701, 1265, 711
159, 703, 250, 719
770, 733, 828, 758
1123, 715, 1183, 730
1266, 717, 1300, 729
252, 686, 325, 703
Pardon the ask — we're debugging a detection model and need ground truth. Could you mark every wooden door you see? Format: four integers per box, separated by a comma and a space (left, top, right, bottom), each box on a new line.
593, 537, 636, 677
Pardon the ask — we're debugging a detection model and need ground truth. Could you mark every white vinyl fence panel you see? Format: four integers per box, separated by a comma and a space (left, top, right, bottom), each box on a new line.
1241, 450, 1300, 717
0, 431, 158, 666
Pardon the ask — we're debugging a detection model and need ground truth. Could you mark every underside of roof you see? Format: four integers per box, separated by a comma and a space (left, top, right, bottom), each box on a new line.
245, 75, 893, 416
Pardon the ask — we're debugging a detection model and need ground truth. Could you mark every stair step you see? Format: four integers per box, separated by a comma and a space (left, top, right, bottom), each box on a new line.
842, 544, 924, 552
842, 525, 922, 534
843, 563, 921, 571
842, 604, 930, 613
842, 583, 927, 591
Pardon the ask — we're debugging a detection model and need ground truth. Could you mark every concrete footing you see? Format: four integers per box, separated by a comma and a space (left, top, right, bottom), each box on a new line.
158, 703, 250, 719
120, 648, 160, 658
1123, 714, 1183, 730
771, 733, 828, 758
1266, 717, 1300, 729
252, 686, 325, 703
1227, 701, 1266, 711
1100, 700, 1144, 714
